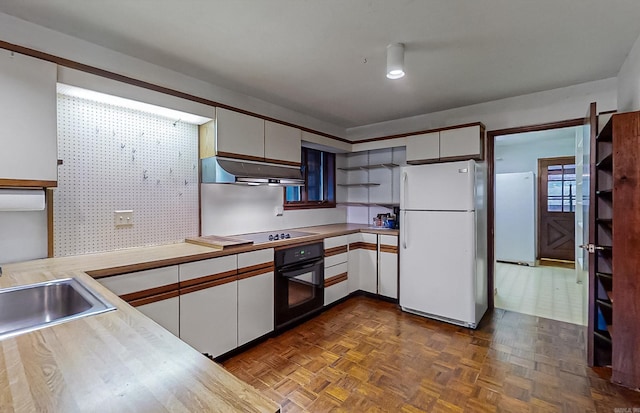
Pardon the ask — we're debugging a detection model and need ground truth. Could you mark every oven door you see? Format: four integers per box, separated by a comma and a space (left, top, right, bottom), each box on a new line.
275, 258, 324, 328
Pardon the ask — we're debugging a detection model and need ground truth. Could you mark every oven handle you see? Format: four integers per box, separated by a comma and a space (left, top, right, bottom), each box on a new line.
277, 258, 324, 273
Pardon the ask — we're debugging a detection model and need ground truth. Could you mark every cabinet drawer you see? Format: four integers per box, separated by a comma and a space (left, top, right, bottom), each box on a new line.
379, 234, 398, 253
325, 279, 349, 306
179, 255, 237, 283
324, 235, 349, 249
325, 262, 348, 282
98, 266, 178, 296
238, 248, 274, 273
361, 233, 378, 244
325, 252, 348, 268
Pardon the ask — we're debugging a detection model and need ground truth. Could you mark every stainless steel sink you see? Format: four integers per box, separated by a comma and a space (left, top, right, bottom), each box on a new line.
0, 278, 116, 340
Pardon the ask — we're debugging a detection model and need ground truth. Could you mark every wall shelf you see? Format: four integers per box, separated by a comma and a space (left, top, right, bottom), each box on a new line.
337, 183, 381, 187
338, 202, 399, 208
337, 163, 399, 171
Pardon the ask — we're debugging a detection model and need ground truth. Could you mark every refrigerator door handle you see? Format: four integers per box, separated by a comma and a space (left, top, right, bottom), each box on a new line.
403, 210, 408, 249
402, 171, 408, 208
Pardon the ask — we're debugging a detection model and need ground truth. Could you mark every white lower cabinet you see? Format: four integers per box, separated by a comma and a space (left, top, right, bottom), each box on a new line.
136, 297, 180, 337
180, 281, 238, 357
178, 256, 238, 357
324, 262, 349, 306
359, 233, 378, 294
237, 249, 275, 347
378, 234, 399, 299
97, 266, 179, 336
347, 234, 361, 293
238, 271, 274, 346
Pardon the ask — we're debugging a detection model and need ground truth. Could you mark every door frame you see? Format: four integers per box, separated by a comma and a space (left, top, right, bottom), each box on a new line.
486, 118, 584, 309
537, 155, 577, 262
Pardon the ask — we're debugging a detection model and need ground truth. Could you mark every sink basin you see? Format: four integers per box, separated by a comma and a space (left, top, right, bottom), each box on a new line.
0, 278, 116, 340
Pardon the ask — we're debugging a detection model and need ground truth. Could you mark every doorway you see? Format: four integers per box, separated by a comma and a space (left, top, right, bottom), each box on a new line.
538, 156, 576, 264
489, 122, 586, 325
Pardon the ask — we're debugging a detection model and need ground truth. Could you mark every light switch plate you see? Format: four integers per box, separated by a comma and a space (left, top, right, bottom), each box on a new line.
114, 210, 134, 227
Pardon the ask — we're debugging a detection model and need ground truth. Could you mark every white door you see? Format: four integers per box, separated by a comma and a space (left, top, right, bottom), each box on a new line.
401, 160, 476, 211
400, 210, 476, 324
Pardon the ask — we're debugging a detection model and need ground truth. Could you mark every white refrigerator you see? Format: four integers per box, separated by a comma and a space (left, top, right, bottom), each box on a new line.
399, 160, 488, 328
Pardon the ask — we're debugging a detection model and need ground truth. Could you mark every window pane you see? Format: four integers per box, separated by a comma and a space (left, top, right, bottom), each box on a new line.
286, 186, 301, 202
548, 198, 563, 212
548, 181, 563, 196
306, 149, 323, 201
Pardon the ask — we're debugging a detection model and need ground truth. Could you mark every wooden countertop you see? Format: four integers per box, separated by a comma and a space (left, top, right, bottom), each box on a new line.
0, 223, 398, 412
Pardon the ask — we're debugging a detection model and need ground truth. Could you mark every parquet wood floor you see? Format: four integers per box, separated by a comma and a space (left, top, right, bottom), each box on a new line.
222, 296, 640, 412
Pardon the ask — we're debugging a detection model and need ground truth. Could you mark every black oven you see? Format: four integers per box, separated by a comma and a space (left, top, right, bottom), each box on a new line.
274, 242, 324, 329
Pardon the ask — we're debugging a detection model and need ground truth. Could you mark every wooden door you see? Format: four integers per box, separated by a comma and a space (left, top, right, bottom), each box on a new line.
538, 156, 576, 261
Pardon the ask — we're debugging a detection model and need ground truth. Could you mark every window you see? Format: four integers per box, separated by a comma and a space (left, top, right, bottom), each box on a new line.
547, 163, 576, 212
284, 148, 335, 209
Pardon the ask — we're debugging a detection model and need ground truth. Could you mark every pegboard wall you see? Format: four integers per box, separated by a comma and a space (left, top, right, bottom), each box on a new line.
54, 94, 199, 256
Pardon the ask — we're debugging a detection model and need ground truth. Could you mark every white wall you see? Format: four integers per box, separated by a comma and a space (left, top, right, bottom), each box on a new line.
0, 12, 344, 138
200, 185, 346, 236
495, 129, 577, 175
54, 94, 199, 256
617, 33, 640, 112
347, 78, 617, 140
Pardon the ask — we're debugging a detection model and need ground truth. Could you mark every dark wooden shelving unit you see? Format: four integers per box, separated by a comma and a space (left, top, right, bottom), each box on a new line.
588, 111, 640, 390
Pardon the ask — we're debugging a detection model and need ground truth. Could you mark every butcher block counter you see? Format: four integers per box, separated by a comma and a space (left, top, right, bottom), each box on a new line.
0, 223, 397, 412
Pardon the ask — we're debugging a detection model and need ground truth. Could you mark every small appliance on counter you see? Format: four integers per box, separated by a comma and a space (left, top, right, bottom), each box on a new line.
372, 213, 397, 229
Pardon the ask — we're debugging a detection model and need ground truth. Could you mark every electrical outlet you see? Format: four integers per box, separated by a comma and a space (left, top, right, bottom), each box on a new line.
114, 210, 134, 227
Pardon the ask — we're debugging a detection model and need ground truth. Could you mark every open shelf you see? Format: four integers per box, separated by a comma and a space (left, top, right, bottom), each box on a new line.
596, 153, 612, 169
337, 163, 399, 171
338, 202, 399, 208
337, 183, 381, 187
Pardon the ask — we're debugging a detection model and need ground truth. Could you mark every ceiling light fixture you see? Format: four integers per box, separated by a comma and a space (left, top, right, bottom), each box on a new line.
386, 43, 405, 80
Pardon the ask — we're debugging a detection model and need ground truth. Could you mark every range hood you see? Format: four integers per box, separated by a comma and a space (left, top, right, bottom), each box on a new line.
201, 157, 304, 186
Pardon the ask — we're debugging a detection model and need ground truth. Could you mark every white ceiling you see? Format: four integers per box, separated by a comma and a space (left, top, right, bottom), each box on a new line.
1, 1, 639, 129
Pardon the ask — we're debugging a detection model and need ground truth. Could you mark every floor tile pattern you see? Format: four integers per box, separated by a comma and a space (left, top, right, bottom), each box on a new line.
495, 263, 586, 325
222, 297, 640, 412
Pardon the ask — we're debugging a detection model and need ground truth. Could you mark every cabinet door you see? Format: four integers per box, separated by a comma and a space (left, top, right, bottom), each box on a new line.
137, 297, 179, 337
439, 125, 482, 159
264, 121, 301, 165
359, 233, 378, 294
0, 50, 57, 184
180, 280, 238, 358
324, 262, 348, 306
215, 107, 265, 160
238, 271, 274, 346
347, 234, 361, 293
378, 235, 398, 299
406, 132, 439, 163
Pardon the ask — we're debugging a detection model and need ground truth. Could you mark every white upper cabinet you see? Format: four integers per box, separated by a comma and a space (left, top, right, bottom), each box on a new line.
439, 125, 482, 159
200, 108, 302, 165
264, 121, 301, 165
405, 124, 483, 164
406, 132, 439, 163
0, 50, 57, 185
215, 107, 265, 160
